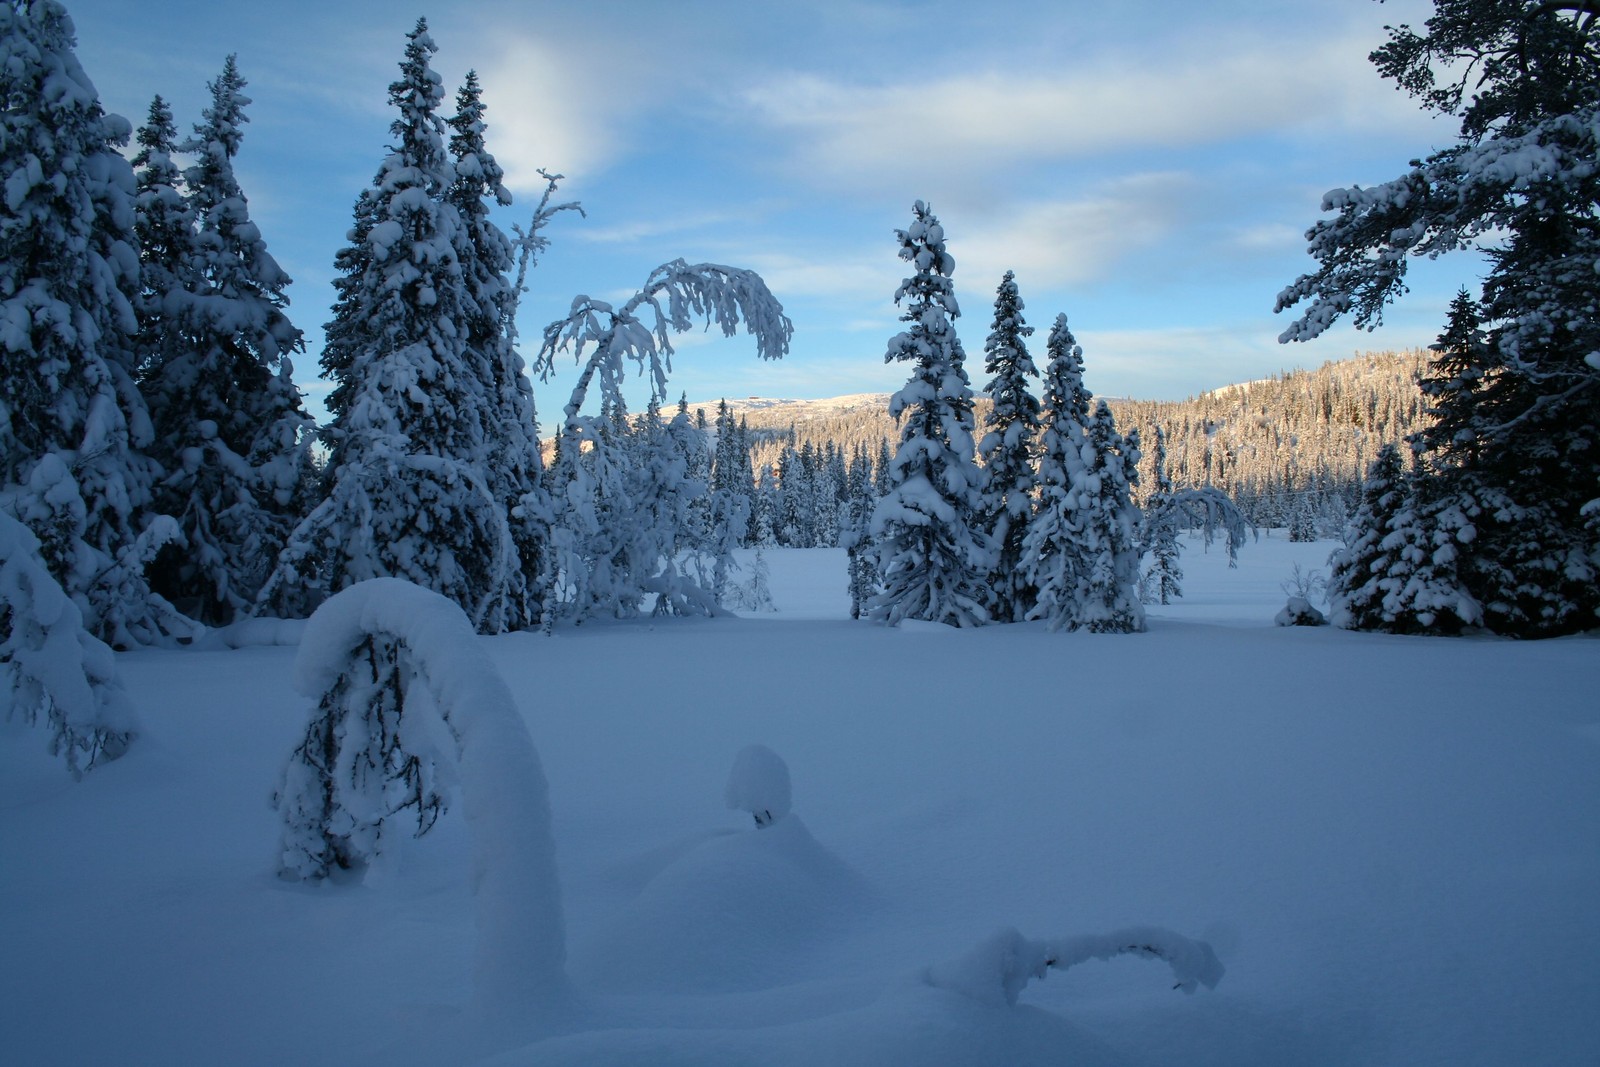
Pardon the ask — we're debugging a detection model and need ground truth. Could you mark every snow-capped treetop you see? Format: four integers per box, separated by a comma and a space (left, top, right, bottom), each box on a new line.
724, 744, 792, 827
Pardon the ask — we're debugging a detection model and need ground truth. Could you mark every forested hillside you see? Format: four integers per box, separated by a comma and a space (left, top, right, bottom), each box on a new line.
717, 349, 1430, 534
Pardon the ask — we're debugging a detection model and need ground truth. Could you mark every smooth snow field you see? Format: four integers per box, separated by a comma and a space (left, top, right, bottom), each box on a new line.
3, 535, 1596, 1066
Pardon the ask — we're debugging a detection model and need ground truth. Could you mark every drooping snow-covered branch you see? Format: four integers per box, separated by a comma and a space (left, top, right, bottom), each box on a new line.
534, 258, 792, 437
0, 512, 137, 779
924, 925, 1225, 1008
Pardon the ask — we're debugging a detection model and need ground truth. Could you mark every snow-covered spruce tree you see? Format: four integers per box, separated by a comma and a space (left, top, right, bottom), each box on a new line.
1328, 443, 1482, 633
869, 201, 991, 628
1065, 401, 1145, 633
275, 578, 567, 1012
535, 258, 791, 624
0, 0, 190, 648
1327, 443, 1410, 630
1, 511, 136, 778
707, 399, 751, 605
129, 95, 191, 373
1141, 424, 1184, 604
138, 56, 314, 625
1023, 313, 1094, 630
265, 21, 511, 630
1276, 0, 1599, 637
446, 71, 552, 632
843, 442, 881, 619
975, 270, 1042, 622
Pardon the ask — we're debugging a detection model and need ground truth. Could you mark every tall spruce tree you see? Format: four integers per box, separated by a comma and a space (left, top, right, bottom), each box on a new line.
139, 56, 313, 624
0, 0, 188, 647
1276, 0, 1599, 636
1023, 314, 1095, 630
446, 70, 548, 631
264, 20, 510, 630
976, 271, 1042, 622
1067, 402, 1145, 633
1141, 425, 1184, 605
869, 201, 991, 628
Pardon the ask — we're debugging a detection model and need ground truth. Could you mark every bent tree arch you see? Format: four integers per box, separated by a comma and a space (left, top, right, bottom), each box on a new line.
274, 577, 565, 1010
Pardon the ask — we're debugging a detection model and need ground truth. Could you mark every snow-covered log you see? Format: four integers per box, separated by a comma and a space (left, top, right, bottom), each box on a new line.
0, 512, 137, 778
275, 577, 566, 1010
925, 925, 1225, 1008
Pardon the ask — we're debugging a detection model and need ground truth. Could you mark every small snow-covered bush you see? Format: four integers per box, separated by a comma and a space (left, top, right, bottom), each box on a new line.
1276, 595, 1329, 627
725, 743, 792, 827
0, 513, 137, 778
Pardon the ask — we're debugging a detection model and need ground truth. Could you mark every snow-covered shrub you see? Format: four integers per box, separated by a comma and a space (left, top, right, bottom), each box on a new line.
1275, 596, 1328, 627
724, 743, 792, 827
0, 512, 137, 778
1276, 564, 1330, 625
274, 577, 566, 1010
924, 925, 1224, 1008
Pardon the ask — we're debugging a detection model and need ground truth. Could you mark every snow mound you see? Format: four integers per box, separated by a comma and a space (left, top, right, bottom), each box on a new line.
570, 813, 872, 994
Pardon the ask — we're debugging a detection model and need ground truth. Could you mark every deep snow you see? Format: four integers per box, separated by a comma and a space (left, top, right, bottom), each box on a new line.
2, 535, 1596, 1065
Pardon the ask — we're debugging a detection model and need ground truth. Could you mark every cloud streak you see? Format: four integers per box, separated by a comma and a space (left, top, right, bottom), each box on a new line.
740, 29, 1440, 190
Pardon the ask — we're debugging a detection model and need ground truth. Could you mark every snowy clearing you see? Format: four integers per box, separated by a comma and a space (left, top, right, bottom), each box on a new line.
2, 535, 1596, 1066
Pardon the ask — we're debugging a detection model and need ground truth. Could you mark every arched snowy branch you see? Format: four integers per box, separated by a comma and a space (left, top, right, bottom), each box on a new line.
925, 926, 1225, 1008
1150, 486, 1255, 567
534, 258, 792, 441
274, 578, 566, 1010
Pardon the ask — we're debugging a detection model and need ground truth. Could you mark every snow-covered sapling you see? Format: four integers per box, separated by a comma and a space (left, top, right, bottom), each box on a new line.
925, 925, 1225, 1008
724, 743, 792, 828
275, 578, 566, 1010
1276, 564, 1329, 626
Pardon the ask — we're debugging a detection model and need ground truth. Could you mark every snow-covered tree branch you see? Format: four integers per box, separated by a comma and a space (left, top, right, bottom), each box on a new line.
924, 925, 1224, 1008
1, 512, 137, 778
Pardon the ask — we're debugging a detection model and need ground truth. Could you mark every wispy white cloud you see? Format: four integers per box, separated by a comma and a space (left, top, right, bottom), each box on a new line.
952, 173, 1195, 292
739, 29, 1444, 191
475, 31, 655, 191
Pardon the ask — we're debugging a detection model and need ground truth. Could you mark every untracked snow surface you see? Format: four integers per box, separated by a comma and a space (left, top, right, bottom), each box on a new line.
2, 536, 1596, 1065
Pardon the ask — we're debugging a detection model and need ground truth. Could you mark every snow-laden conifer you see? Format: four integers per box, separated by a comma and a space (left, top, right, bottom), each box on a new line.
1023, 314, 1094, 630
0, 0, 189, 647
843, 443, 880, 619
1327, 444, 1409, 630
138, 57, 314, 624
1327, 443, 1481, 633
265, 21, 511, 630
1, 512, 136, 778
707, 399, 752, 605
869, 201, 991, 628
1276, 3, 1600, 636
975, 271, 1041, 622
1066, 402, 1146, 633
1141, 424, 1184, 604
447, 71, 550, 631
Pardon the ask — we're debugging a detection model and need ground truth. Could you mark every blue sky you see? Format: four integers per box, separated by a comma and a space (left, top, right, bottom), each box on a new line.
65, 0, 1471, 419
